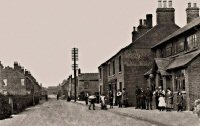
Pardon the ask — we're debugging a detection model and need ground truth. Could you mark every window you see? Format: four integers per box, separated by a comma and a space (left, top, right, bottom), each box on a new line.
108, 64, 111, 76
100, 85, 102, 94
99, 68, 102, 79
84, 82, 89, 89
187, 34, 197, 51
119, 82, 122, 91
177, 41, 185, 53
174, 70, 186, 91
165, 43, 172, 57
21, 79, 25, 86
3, 79, 7, 86
119, 56, 122, 72
112, 60, 115, 75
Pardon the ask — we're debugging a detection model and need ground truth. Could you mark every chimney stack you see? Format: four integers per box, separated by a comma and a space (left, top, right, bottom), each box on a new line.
132, 26, 138, 42
139, 19, 143, 26
146, 14, 153, 28
186, 2, 199, 23
156, 0, 175, 25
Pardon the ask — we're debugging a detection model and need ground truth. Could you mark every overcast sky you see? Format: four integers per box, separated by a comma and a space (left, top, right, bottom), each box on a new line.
0, 0, 199, 87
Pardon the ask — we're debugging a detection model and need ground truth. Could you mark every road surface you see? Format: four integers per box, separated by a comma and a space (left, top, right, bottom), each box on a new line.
0, 97, 157, 126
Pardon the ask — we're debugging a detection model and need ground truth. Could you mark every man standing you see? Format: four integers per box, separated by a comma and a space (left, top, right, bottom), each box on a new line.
116, 89, 122, 108
135, 86, 141, 109
145, 87, 153, 110
122, 88, 128, 107
140, 88, 146, 109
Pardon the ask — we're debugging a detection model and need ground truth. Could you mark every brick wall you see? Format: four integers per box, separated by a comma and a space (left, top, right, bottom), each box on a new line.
188, 55, 200, 110
124, 65, 150, 106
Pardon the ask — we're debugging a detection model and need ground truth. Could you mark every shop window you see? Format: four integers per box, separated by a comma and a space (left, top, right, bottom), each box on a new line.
187, 34, 197, 51
174, 70, 186, 91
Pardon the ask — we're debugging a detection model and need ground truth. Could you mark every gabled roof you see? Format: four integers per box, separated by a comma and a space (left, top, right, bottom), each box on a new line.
78, 73, 99, 81
166, 50, 200, 70
99, 24, 179, 67
152, 17, 200, 49
155, 58, 171, 75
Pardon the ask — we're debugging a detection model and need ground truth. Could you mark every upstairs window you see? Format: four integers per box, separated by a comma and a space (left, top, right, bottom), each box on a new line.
3, 79, 7, 86
177, 40, 185, 53
165, 43, 172, 57
119, 56, 122, 72
99, 68, 102, 79
108, 64, 111, 76
187, 34, 197, 51
112, 60, 115, 75
21, 79, 25, 86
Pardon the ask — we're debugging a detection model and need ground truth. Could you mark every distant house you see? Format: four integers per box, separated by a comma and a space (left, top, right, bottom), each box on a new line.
47, 86, 58, 95
77, 73, 99, 100
0, 64, 26, 95
148, 2, 200, 110
98, 0, 180, 106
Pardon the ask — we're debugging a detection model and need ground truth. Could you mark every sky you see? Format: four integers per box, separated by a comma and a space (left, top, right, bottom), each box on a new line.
0, 0, 199, 87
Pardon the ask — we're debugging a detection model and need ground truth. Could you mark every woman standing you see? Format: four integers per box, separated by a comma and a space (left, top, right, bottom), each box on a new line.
166, 88, 173, 111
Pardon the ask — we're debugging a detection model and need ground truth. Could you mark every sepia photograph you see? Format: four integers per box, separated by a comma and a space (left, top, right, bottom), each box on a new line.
0, 0, 200, 126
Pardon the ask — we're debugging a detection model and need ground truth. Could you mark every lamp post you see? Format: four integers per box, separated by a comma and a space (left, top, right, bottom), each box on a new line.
72, 48, 78, 102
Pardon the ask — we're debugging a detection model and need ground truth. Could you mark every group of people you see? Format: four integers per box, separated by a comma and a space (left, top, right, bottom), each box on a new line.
135, 86, 184, 112
83, 86, 184, 112
100, 88, 128, 110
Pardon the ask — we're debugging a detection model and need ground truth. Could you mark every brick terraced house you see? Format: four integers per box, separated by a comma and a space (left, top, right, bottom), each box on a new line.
148, 2, 200, 110
98, 0, 180, 106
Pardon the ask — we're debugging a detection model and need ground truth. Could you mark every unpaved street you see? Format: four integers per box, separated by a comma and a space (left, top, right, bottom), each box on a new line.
0, 97, 157, 126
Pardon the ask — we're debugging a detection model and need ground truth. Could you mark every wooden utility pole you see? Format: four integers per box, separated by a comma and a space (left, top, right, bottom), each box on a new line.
72, 48, 78, 102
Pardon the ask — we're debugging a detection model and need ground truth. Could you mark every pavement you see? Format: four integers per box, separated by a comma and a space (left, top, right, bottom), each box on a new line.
76, 100, 200, 126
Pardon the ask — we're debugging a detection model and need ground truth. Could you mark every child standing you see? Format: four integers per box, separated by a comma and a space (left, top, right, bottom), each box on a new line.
158, 94, 166, 111
177, 92, 184, 112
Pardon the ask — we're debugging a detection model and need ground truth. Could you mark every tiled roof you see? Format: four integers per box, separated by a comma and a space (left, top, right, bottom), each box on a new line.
133, 24, 180, 49
99, 24, 179, 67
166, 50, 200, 70
152, 17, 200, 49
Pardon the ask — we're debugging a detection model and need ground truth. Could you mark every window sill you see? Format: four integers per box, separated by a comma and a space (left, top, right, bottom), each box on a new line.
118, 72, 122, 74
174, 91, 186, 94
184, 48, 198, 54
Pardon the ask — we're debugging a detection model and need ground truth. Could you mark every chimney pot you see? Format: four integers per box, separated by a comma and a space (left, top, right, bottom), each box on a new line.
133, 27, 136, 31
188, 2, 191, 8
168, 0, 172, 8
163, 0, 167, 8
194, 3, 197, 8
158, 0, 162, 8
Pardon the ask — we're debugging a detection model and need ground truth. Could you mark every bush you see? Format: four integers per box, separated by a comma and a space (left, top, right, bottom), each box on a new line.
0, 95, 12, 119
193, 99, 200, 117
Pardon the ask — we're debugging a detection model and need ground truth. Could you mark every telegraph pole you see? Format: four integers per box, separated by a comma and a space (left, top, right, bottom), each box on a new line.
72, 47, 78, 102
